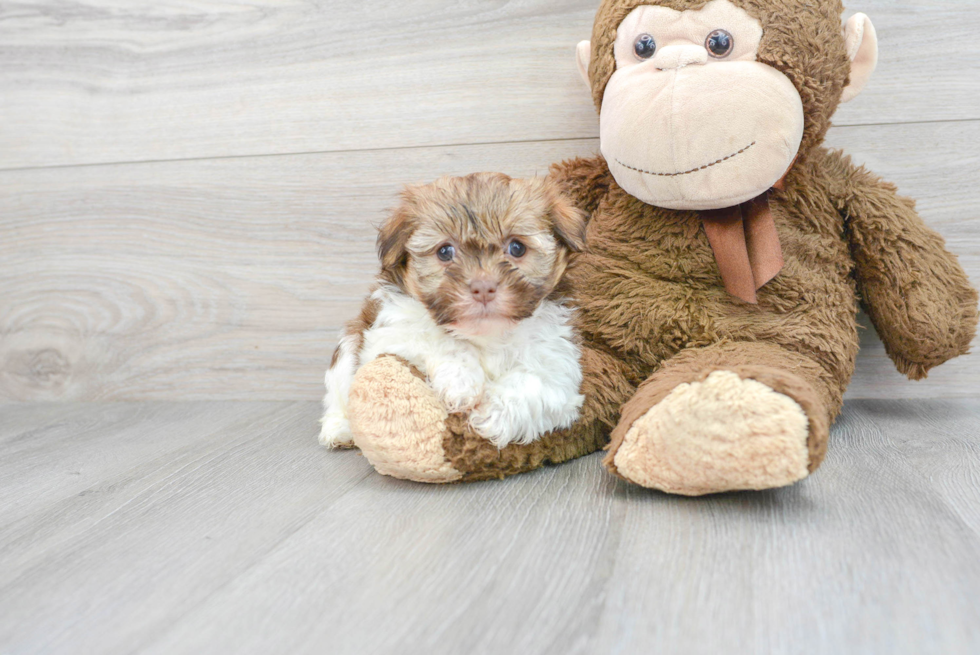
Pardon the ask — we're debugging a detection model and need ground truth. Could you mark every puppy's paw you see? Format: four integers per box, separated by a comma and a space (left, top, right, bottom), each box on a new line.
319, 413, 355, 448
429, 362, 485, 413
470, 389, 533, 449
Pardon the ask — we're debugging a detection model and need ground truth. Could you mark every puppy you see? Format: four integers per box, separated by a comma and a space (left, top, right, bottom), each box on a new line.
319, 172, 587, 450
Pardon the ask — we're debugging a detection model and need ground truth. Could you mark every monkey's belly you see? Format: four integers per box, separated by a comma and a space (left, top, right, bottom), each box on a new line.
572, 241, 860, 385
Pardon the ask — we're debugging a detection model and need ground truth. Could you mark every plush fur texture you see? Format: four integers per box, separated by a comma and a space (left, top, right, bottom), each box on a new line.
604, 340, 832, 481
341, 0, 978, 491
321, 173, 586, 450
347, 355, 462, 483
612, 370, 810, 495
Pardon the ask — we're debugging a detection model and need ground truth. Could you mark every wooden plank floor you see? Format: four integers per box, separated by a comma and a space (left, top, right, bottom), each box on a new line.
1, 400, 979, 654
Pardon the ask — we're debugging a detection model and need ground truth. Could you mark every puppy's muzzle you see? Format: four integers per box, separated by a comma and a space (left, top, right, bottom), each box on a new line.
470, 277, 497, 306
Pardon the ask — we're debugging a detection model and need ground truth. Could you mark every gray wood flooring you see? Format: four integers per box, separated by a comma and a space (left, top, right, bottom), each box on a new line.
2, 400, 979, 654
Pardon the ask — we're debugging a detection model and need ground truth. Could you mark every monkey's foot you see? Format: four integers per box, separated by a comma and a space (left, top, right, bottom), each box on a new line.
606, 370, 813, 496
347, 355, 462, 484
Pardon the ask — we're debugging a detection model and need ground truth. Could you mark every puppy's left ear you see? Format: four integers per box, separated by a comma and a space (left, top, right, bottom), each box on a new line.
547, 185, 588, 252
376, 192, 417, 287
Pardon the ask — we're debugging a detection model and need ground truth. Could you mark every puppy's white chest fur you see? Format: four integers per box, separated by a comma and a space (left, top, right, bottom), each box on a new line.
321, 286, 584, 449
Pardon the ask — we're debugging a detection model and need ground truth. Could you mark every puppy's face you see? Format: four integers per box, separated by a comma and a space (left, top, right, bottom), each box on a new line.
377, 173, 586, 336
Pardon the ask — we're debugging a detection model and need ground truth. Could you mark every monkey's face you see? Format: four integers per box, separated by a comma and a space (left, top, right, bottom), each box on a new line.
591, 0, 806, 210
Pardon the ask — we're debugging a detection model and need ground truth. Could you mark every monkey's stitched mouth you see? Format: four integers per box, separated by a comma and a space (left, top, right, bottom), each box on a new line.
615, 141, 756, 178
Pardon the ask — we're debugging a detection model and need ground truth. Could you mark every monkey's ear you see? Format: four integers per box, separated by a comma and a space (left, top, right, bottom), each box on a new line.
376, 200, 416, 287
841, 13, 878, 103
576, 40, 592, 88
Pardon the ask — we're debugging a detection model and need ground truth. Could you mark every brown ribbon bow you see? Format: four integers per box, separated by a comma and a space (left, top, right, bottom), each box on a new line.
700, 171, 791, 304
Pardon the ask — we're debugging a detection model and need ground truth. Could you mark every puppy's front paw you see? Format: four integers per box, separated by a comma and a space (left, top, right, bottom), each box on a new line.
470, 390, 530, 449
429, 362, 485, 413
319, 413, 355, 448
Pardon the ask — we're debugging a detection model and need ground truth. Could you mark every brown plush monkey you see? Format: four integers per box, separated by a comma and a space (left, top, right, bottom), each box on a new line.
342, 0, 978, 494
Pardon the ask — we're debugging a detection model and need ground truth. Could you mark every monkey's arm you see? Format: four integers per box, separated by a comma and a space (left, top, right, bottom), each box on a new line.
547, 155, 614, 219
834, 153, 978, 380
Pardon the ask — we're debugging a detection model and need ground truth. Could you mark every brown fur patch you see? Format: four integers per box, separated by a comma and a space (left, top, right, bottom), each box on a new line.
331, 293, 381, 371
377, 204, 416, 291
379, 172, 587, 328
549, 188, 589, 252
837, 153, 979, 379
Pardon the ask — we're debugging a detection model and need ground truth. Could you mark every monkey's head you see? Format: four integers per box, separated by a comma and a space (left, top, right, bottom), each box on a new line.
577, 0, 878, 211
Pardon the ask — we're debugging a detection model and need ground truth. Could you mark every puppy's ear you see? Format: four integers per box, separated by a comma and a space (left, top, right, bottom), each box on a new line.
546, 183, 588, 252
377, 193, 417, 287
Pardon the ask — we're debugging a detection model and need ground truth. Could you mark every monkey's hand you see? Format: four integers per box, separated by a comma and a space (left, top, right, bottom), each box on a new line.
837, 152, 978, 379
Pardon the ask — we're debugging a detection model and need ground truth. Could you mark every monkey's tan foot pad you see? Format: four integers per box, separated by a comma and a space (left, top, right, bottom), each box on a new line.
607, 370, 810, 496
347, 355, 462, 484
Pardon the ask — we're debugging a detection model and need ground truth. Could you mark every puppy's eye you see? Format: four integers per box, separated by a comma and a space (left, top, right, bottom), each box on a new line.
436, 244, 455, 262
706, 29, 734, 58
507, 240, 527, 258
633, 33, 657, 60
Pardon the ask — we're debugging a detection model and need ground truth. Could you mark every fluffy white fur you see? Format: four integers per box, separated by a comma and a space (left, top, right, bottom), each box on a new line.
319, 333, 359, 447
319, 285, 584, 449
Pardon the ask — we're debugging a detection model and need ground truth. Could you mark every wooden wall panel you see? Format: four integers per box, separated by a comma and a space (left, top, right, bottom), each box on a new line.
1, 0, 977, 170
2, 120, 977, 401
0, 138, 589, 401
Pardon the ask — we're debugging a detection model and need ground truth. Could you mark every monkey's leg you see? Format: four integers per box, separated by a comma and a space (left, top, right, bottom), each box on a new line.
604, 341, 836, 496
346, 355, 461, 483
347, 346, 635, 484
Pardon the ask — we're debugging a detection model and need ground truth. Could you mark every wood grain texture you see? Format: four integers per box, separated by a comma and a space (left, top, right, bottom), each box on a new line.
0, 401, 369, 653
2, 120, 977, 402
0, 400, 978, 654
0, 138, 591, 401
0, 0, 977, 170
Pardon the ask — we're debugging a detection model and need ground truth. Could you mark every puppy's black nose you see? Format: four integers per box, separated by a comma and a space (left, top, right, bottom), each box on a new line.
470, 279, 497, 305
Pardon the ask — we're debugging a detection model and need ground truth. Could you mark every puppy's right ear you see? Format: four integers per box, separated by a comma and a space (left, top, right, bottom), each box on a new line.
377, 195, 416, 288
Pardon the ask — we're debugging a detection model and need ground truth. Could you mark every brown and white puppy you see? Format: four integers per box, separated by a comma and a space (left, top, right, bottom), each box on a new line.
319, 172, 587, 450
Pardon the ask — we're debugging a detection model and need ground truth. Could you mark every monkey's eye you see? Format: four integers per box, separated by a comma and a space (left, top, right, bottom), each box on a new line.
436, 244, 455, 262
507, 240, 527, 258
706, 30, 734, 58
633, 34, 657, 60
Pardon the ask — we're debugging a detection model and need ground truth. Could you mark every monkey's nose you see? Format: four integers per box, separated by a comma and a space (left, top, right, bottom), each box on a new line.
470, 279, 497, 305
652, 45, 708, 70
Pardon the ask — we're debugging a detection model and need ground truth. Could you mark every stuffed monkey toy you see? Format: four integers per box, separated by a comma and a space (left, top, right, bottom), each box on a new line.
341, 0, 978, 494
